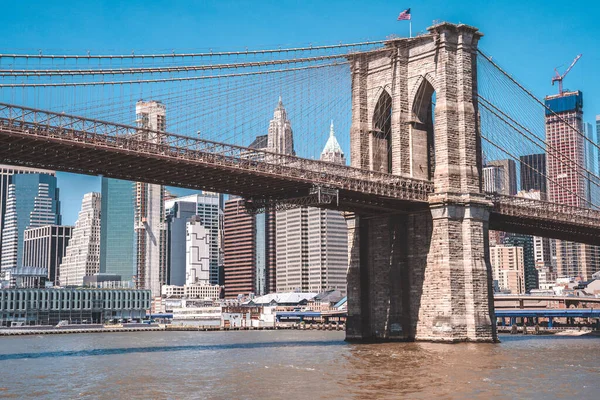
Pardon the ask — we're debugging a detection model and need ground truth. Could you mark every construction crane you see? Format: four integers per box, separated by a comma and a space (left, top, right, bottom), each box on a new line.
552, 54, 582, 95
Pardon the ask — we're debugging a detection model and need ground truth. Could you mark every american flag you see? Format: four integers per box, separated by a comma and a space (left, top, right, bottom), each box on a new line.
397, 8, 411, 21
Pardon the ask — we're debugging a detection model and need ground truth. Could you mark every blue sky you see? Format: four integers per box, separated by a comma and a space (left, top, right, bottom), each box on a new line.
1, 0, 598, 224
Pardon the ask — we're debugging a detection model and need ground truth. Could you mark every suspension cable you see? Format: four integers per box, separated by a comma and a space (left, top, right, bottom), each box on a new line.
0, 61, 349, 88
0, 40, 387, 60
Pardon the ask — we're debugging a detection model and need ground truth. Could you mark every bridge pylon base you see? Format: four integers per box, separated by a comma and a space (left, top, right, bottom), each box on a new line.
345, 194, 498, 343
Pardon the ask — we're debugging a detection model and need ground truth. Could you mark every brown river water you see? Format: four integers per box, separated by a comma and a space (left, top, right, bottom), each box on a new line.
0, 330, 598, 399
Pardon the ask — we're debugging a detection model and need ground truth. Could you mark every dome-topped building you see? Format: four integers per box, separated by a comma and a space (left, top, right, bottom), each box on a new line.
320, 120, 346, 165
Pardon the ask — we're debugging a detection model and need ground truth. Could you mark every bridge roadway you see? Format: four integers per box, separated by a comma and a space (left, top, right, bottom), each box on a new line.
0, 103, 431, 214
495, 295, 600, 309
1, 102, 600, 244
495, 309, 600, 319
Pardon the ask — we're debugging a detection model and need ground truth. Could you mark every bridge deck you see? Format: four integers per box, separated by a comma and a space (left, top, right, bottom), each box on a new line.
489, 195, 600, 245
0, 103, 431, 214
1, 102, 600, 243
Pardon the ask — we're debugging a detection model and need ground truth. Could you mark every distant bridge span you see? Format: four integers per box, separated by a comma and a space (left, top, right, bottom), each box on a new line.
495, 295, 600, 309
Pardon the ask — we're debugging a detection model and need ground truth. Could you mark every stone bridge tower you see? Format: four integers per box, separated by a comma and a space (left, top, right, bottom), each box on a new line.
346, 22, 496, 342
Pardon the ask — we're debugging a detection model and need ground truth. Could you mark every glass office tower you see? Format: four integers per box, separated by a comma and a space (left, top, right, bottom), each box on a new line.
99, 177, 135, 283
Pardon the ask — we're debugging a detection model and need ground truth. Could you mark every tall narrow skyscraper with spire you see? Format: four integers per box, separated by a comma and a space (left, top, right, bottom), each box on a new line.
320, 121, 346, 164
276, 114, 348, 294
307, 121, 348, 294
267, 96, 295, 155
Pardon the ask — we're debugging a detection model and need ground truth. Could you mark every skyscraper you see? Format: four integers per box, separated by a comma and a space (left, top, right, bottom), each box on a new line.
320, 121, 346, 164
165, 200, 197, 286
583, 122, 599, 207
490, 245, 525, 294
134, 100, 168, 297
185, 216, 211, 285
223, 197, 256, 298
519, 154, 547, 195
487, 159, 517, 195
276, 119, 349, 294
1, 173, 61, 274
247, 123, 278, 295
276, 206, 309, 292
23, 225, 73, 285
255, 211, 276, 295
596, 115, 600, 171
59, 193, 102, 286
99, 177, 135, 283
165, 193, 223, 285
517, 190, 555, 271
482, 165, 504, 194
503, 234, 537, 293
307, 122, 348, 294
545, 91, 599, 280
307, 207, 348, 294
267, 96, 294, 155
223, 195, 276, 298
0, 165, 55, 267
263, 98, 308, 293
546, 91, 586, 206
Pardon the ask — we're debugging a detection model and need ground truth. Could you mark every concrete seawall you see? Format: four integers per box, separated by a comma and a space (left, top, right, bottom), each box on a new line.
0, 323, 346, 336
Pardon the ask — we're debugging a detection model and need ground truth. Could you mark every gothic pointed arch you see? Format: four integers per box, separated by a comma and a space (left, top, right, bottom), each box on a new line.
411, 77, 436, 180
371, 89, 393, 173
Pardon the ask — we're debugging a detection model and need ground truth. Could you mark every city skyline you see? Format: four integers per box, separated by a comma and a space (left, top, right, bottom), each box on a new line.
2, 3, 600, 399
2, 1, 598, 224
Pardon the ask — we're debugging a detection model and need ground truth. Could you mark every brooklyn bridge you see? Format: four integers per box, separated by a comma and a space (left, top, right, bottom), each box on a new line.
1, 22, 599, 342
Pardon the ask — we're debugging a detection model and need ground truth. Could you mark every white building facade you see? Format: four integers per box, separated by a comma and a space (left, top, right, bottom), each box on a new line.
490, 245, 525, 294
276, 207, 308, 292
186, 216, 211, 285
59, 193, 102, 286
166, 193, 224, 286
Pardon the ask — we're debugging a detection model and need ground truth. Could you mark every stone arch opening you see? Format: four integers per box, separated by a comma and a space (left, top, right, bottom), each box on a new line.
411, 78, 436, 180
371, 90, 393, 173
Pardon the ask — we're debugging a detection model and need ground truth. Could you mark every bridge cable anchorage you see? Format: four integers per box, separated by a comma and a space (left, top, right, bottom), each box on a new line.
0, 40, 387, 60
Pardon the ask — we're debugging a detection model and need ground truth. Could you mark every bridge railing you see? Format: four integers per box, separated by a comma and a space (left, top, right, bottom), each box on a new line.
0, 103, 434, 201
489, 193, 600, 227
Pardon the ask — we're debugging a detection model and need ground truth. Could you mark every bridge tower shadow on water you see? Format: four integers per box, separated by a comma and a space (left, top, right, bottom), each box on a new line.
345, 22, 497, 343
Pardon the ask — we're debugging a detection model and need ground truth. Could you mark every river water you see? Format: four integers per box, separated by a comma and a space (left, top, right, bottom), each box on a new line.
0, 331, 598, 399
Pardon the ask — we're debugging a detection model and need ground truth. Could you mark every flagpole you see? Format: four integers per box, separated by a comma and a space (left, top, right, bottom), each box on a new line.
410, 20, 412, 38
